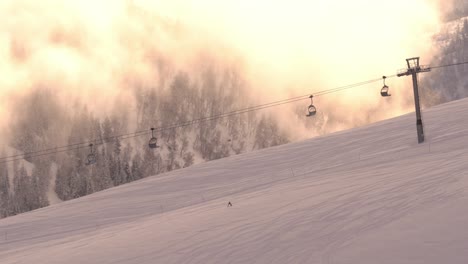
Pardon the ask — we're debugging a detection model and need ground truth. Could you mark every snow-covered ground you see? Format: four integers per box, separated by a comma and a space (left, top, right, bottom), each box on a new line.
1, 97, 468, 264
47, 163, 62, 205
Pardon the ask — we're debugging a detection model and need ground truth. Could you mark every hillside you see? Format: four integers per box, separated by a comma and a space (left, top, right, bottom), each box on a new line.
1, 97, 468, 263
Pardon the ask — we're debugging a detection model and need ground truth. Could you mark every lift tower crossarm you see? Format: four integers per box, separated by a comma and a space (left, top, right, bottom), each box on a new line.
397, 65, 431, 77
396, 57, 431, 144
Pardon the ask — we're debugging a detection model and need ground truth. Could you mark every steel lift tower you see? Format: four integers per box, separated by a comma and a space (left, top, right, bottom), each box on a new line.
397, 57, 431, 144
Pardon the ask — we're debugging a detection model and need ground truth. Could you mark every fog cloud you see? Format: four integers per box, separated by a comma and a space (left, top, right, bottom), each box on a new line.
0, 0, 444, 143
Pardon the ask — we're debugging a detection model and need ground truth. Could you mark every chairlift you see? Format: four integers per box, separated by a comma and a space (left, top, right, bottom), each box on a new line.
148, 128, 160, 149
86, 143, 96, 166
381, 76, 391, 97
306, 95, 317, 117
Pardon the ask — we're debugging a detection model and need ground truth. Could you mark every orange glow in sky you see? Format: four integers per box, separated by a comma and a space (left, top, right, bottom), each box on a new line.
141, 0, 440, 89
0, 0, 442, 138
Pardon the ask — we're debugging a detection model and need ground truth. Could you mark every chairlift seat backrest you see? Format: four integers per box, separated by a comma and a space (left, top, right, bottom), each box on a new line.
85, 143, 97, 166
381, 85, 391, 97
149, 137, 159, 148
86, 154, 96, 165
306, 105, 317, 116
148, 128, 160, 149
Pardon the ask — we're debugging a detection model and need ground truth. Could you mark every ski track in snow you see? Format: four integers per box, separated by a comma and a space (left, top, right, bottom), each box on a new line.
1, 99, 468, 263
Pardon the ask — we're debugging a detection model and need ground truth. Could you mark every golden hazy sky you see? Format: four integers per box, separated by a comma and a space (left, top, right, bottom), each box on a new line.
0, 0, 442, 136
142, 0, 440, 84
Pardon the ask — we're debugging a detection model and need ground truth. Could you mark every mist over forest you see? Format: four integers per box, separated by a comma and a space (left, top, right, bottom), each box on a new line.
422, 1, 468, 105
1, 0, 467, 218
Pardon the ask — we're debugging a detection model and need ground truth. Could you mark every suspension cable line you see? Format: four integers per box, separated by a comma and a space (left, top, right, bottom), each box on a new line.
0, 73, 418, 164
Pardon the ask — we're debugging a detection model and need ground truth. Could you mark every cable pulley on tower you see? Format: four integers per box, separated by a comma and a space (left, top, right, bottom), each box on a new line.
306, 95, 317, 117
148, 128, 160, 149
381, 76, 391, 97
86, 144, 97, 166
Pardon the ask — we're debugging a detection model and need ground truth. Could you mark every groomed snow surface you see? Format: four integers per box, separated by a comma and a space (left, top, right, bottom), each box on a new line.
1, 98, 468, 264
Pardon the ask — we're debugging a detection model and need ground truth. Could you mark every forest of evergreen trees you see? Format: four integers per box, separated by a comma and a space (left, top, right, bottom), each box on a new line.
442, 0, 468, 22
422, 2, 468, 106
0, 62, 290, 219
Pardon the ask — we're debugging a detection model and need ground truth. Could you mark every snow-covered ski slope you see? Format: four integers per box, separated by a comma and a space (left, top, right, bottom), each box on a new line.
2, 98, 468, 264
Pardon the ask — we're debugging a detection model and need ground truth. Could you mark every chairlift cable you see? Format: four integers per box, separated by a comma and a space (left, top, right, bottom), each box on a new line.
0, 75, 402, 163
4, 60, 468, 164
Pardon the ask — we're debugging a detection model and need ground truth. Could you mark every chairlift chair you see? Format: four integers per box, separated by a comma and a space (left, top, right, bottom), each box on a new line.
306, 95, 317, 117
148, 128, 160, 149
381, 76, 391, 97
381, 86, 391, 97
86, 143, 97, 166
